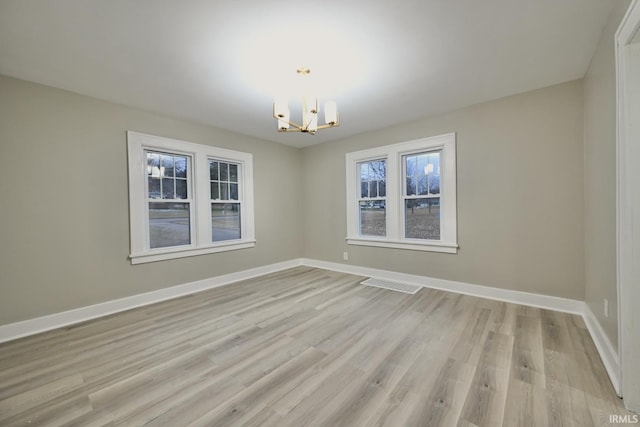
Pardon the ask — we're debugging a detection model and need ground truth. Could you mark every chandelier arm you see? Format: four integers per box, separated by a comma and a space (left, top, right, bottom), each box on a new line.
278, 128, 315, 134
316, 122, 340, 130
272, 113, 304, 130
316, 114, 341, 130
287, 121, 304, 130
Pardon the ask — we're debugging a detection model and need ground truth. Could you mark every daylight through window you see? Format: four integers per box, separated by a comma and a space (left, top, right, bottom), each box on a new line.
346, 133, 457, 253
128, 132, 255, 264
403, 151, 441, 240
146, 151, 192, 249
358, 159, 386, 237
209, 160, 242, 242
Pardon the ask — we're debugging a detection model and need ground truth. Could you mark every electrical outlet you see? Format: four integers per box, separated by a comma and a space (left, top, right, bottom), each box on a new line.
343, 251, 349, 261
604, 299, 609, 318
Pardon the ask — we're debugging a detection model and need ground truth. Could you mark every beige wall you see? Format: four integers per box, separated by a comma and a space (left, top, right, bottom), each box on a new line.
0, 75, 302, 325
583, 0, 632, 350
301, 80, 585, 300
0, 44, 617, 326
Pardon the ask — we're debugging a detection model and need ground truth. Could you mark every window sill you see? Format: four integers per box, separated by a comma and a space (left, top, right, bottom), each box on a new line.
130, 240, 256, 264
346, 237, 458, 254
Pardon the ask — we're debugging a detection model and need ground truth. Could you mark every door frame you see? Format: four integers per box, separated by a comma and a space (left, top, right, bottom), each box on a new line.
616, 0, 640, 411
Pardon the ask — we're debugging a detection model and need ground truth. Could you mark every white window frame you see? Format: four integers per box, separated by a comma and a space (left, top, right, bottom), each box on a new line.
357, 158, 387, 237
127, 131, 255, 264
346, 133, 458, 253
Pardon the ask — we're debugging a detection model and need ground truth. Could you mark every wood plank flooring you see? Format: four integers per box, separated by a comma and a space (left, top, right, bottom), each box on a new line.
0, 266, 633, 426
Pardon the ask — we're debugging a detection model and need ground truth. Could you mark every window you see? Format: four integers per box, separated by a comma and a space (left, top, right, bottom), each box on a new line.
358, 159, 386, 237
128, 132, 255, 264
209, 160, 241, 242
346, 133, 457, 253
146, 151, 192, 249
403, 151, 441, 240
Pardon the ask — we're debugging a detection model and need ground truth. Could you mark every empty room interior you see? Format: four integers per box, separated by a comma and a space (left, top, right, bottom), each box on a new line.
1, 0, 640, 426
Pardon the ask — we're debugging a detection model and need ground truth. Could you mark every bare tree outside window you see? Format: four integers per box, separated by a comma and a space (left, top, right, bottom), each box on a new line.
358, 159, 386, 236
403, 151, 441, 240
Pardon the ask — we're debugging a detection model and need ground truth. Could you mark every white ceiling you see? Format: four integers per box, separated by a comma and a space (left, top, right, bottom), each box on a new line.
0, 0, 614, 148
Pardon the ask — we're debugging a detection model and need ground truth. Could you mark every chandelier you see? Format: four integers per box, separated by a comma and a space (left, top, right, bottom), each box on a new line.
273, 68, 340, 134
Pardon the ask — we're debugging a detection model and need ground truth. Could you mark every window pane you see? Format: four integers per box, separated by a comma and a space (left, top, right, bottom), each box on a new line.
369, 181, 378, 198
406, 176, 416, 196
149, 202, 191, 249
212, 203, 241, 242
405, 155, 417, 178
405, 198, 440, 240
148, 177, 161, 199
358, 159, 386, 200
360, 163, 369, 181
146, 152, 190, 201
417, 154, 427, 178
175, 178, 187, 199
161, 178, 174, 199
418, 175, 428, 195
229, 164, 238, 183
210, 161, 219, 181
379, 180, 386, 197
161, 154, 174, 177
211, 182, 219, 200
359, 200, 386, 237
371, 160, 385, 180
220, 162, 229, 181
405, 153, 437, 196
221, 183, 229, 200
405, 153, 418, 195
426, 152, 440, 174
429, 175, 440, 195
147, 153, 160, 177
175, 156, 187, 178
425, 151, 441, 195
230, 183, 238, 200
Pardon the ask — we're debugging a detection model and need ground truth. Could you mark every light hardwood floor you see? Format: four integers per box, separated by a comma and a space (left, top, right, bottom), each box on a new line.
0, 267, 633, 426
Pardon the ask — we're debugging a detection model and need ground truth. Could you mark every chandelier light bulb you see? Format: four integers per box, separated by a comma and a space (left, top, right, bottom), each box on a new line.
278, 108, 290, 130
274, 97, 288, 118
306, 97, 318, 114
324, 101, 337, 125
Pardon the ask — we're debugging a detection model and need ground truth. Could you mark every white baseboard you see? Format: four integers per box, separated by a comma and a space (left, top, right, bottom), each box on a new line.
300, 258, 584, 314
301, 259, 623, 393
0, 258, 304, 344
582, 304, 621, 395
0, 256, 620, 399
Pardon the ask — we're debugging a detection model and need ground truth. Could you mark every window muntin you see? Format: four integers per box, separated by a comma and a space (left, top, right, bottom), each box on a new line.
345, 133, 457, 253
128, 131, 255, 264
357, 159, 386, 237
146, 152, 189, 199
402, 151, 441, 241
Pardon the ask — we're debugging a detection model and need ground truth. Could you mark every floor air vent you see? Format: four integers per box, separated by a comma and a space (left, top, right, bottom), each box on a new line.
361, 278, 422, 294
